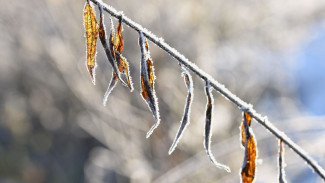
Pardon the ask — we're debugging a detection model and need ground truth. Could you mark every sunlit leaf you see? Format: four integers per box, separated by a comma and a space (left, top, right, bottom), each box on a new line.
84, 1, 98, 84
241, 112, 257, 183
279, 140, 287, 183
241, 112, 252, 147
103, 72, 118, 106
98, 4, 120, 78
114, 17, 124, 54
115, 51, 133, 90
108, 18, 133, 90
169, 66, 193, 154
204, 81, 231, 172
139, 31, 160, 138
145, 40, 154, 88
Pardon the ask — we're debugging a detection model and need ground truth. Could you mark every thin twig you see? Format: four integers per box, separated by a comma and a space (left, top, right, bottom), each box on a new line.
89, 0, 325, 179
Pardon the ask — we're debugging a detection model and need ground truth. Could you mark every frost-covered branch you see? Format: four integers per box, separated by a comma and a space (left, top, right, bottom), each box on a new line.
89, 0, 325, 180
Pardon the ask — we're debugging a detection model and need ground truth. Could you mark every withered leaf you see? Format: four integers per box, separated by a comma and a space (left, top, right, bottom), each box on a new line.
114, 17, 124, 54
204, 81, 230, 172
139, 31, 160, 138
103, 72, 118, 106
241, 112, 252, 147
84, 1, 98, 84
108, 18, 133, 90
279, 140, 287, 183
98, 4, 120, 79
115, 51, 133, 90
169, 66, 193, 154
241, 112, 257, 183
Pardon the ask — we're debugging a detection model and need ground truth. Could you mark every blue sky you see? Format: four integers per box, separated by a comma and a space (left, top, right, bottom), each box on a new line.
295, 25, 325, 115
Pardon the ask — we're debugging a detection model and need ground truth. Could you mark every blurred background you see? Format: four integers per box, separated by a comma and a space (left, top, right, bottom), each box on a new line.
1, 0, 325, 182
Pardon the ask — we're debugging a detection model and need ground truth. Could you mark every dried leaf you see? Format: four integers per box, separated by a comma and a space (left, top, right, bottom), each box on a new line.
145, 40, 154, 88
241, 112, 252, 147
279, 140, 287, 183
169, 66, 193, 154
108, 18, 133, 90
114, 18, 124, 53
84, 2, 98, 84
241, 112, 257, 183
98, 4, 120, 78
139, 31, 160, 138
103, 72, 118, 106
204, 81, 230, 172
115, 51, 133, 90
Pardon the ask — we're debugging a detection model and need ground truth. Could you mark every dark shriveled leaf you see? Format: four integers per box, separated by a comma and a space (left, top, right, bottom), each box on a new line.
279, 140, 287, 183
139, 31, 160, 138
241, 112, 257, 183
204, 81, 230, 172
83, 2, 98, 84
241, 112, 252, 147
98, 4, 120, 80
169, 66, 193, 154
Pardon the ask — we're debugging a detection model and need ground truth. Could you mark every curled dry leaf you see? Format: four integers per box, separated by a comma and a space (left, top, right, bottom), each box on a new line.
279, 140, 287, 183
84, 1, 98, 84
168, 66, 193, 154
241, 112, 252, 147
204, 81, 231, 172
241, 112, 257, 183
109, 18, 133, 90
139, 31, 160, 138
102, 16, 134, 106
98, 4, 120, 79
115, 51, 133, 90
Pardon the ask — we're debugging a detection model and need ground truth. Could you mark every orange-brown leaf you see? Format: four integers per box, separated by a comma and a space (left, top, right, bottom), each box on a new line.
241, 112, 252, 147
141, 76, 148, 100
109, 28, 116, 59
108, 19, 132, 90
279, 140, 287, 183
84, 2, 98, 84
115, 53, 133, 89
241, 134, 256, 183
147, 59, 154, 88
145, 39, 149, 52
114, 18, 124, 53
241, 112, 257, 183
139, 31, 160, 138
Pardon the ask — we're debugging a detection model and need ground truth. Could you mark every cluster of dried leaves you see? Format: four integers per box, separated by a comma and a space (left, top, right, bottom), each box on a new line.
83, 1, 288, 182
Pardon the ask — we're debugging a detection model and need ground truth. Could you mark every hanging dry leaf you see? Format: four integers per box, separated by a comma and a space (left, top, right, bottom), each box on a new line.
115, 51, 133, 89
204, 81, 230, 172
241, 112, 257, 183
139, 31, 160, 138
108, 18, 133, 90
84, 1, 98, 84
279, 140, 287, 183
98, 4, 120, 78
169, 66, 193, 154
241, 112, 252, 147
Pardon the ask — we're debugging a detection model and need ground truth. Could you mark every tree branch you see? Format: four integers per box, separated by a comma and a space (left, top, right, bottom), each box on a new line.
89, 0, 325, 179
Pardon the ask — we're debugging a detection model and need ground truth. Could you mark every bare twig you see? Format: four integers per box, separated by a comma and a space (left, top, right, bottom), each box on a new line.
89, 0, 325, 179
